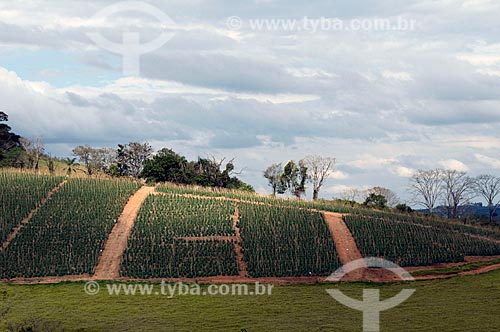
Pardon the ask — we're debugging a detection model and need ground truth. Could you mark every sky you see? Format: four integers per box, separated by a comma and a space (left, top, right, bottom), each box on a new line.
1, 0, 500, 203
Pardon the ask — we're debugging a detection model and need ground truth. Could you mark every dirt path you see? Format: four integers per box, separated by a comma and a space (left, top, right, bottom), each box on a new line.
93, 186, 154, 280
323, 212, 363, 264
4, 260, 500, 285
1, 179, 68, 252
232, 204, 249, 278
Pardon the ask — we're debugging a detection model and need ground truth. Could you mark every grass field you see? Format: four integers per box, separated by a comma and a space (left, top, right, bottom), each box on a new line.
1, 271, 500, 332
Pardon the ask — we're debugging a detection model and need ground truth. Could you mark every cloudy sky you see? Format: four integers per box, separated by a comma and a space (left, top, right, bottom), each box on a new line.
1, 0, 500, 202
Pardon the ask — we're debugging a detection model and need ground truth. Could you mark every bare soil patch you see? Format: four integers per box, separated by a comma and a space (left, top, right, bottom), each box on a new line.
93, 186, 154, 280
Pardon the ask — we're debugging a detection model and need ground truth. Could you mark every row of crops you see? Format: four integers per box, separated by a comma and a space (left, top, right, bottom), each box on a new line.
156, 183, 358, 213
121, 195, 239, 278
238, 203, 341, 277
344, 215, 500, 267
0, 178, 139, 278
356, 209, 500, 241
157, 182, 500, 240
0, 172, 64, 244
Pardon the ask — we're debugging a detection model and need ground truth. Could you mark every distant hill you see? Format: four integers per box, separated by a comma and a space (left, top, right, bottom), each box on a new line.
417, 203, 499, 223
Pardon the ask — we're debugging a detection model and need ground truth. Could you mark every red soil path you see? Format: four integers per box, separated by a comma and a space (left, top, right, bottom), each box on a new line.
232, 205, 249, 277
93, 186, 154, 280
0, 179, 68, 252
323, 212, 363, 264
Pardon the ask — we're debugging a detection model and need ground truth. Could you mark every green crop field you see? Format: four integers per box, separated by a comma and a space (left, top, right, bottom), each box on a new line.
0, 178, 139, 278
238, 203, 341, 277
344, 215, 500, 266
122, 194, 239, 278
1, 173, 500, 331
0, 172, 64, 244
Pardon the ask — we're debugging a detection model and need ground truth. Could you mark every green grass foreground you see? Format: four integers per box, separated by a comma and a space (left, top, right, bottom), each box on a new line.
1, 271, 500, 331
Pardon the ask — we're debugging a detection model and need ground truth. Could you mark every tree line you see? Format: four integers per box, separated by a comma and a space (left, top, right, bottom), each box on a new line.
0, 111, 253, 191
71, 144, 253, 191
410, 169, 500, 223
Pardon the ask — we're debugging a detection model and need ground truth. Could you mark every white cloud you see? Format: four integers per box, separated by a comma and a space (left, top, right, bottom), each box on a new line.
348, 155, 396, 170
475, 154, 500, 169
329, 170, 348, 180
382, 70, 413, 81
391, 166, 415, 177
438, 159, 469, 172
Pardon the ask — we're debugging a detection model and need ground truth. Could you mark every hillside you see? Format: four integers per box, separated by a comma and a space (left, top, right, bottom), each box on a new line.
2, 170, 500, 283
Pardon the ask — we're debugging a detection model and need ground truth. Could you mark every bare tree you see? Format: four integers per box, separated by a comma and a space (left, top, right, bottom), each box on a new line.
340, 188, 363, 202
72, 145, 115, 177
441, 170, 475, 219
302, 155, 336, 200
367, 187, 400, 208
409, 169, 443, 214
263, 163, 284, 196
19, 136, 45, 171
126, 142, 153, 178
474, 175, 500, 223
72, 145, 96, 176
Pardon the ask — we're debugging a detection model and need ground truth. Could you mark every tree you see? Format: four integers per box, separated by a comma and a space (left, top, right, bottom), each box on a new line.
340, 188, 362, 202
474, 175, 500, 223
302, 155, 336, 200
367, 187, 400, 208
409, 169, 443, 214
72, 145, 115, 176
396, 203, 413, 213
46, 156, 55, 176
114, 144, 129, 176
72, 145, 96, 176
140, 148, 189, 183
63, 157, 78, 177
263, 163, 284, 196
441, 170, 475, 219
124, 142, 153, 178
281, 160, 308, 199
364, 193, 387, 209
19, 136, 45, 171
0, 112, 23, 167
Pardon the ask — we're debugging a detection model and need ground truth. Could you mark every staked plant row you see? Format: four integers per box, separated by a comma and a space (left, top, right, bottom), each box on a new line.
238, 203, 341, 277
0, 178, 139, 278
344, 215, 500, 267
121, 194, 239, 278
0, 172, 64, 245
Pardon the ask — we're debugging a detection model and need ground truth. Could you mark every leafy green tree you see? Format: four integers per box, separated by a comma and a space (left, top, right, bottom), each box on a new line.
63, 158, 78, 177
0, 112, 23, 167
281, 160, 308, 199
363, 193, 387, 209
395, 203, 413, 213
140, 148, 189, 183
